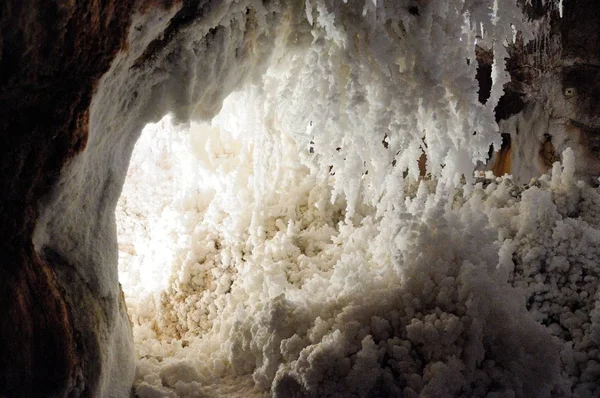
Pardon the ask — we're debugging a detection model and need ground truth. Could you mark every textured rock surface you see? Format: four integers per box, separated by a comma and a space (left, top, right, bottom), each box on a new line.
0, 1, 142, 396
496, 0, 600, 181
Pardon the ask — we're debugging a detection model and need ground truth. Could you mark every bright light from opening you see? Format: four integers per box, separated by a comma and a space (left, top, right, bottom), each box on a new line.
116, 96, 255, 325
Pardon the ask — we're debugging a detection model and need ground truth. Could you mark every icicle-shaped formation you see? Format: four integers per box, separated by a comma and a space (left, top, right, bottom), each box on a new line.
274, 0, 533, 217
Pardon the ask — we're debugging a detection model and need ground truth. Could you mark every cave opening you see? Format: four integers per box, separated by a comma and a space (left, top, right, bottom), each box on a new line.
114, 48, 354, 395
116, 86, 301, 345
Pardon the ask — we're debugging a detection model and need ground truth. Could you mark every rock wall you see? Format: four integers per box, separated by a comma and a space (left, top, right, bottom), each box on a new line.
0, 1, 146, 396
498, 0, 600, 183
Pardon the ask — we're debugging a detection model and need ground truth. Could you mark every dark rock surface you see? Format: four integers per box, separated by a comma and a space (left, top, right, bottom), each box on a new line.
0, 1, 146, 396
490, 0, 600, 177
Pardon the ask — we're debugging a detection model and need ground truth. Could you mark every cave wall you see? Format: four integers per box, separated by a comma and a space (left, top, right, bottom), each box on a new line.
498, 0, 600, 183
0, 0, 159, 396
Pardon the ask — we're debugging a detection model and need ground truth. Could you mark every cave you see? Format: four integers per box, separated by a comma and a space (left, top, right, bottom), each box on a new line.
2, 1, 600, 397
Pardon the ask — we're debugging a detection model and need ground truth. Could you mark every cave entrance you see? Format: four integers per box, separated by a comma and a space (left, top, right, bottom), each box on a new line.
117, 93, 258, 343
114, 72, 330, 395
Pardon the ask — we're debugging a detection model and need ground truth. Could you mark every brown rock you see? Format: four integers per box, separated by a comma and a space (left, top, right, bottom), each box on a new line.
0, 0, 144, 395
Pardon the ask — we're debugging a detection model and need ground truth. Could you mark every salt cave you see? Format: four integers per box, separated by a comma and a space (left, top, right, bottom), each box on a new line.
2, 0, 600, 397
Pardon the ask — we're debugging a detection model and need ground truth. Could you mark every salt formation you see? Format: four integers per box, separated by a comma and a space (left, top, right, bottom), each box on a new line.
34, 0, 590, 396
120, 120, 600, 396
